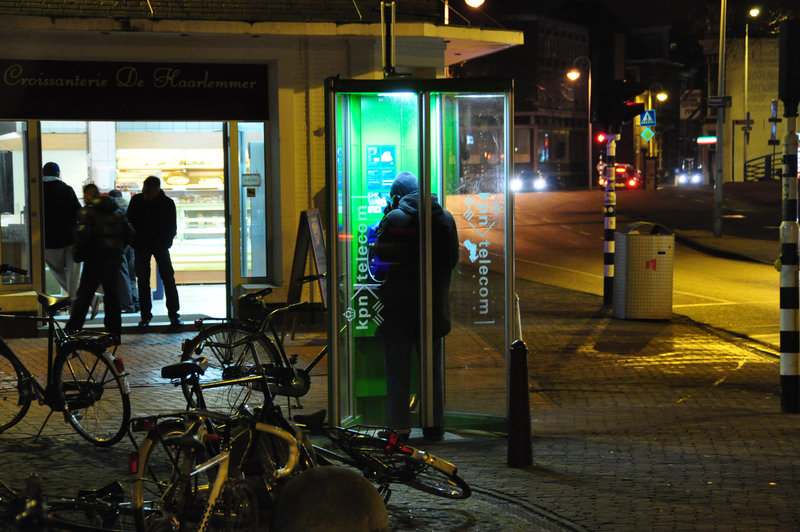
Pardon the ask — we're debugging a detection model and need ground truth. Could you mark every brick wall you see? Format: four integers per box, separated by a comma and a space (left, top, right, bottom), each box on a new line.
0, 0, 441, 23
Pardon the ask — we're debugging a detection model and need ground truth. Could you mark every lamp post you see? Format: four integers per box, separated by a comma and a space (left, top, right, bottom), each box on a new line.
742, 7, 760, 180
567, 56, 593, 189
713, 0, 728, 238
646, 83, 668, 174
444, 0, 484, 25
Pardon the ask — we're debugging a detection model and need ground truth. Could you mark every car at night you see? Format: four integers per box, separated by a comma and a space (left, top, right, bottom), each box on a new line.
510, 170, 563, 192
598, 164, 643, 190
674, 160, 704, 186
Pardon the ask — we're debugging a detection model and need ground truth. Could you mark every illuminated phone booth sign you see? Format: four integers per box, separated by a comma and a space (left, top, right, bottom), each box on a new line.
324, 78, 515, 432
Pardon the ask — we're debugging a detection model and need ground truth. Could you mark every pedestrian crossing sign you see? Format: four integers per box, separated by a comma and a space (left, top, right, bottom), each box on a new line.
639, 110, 656, 127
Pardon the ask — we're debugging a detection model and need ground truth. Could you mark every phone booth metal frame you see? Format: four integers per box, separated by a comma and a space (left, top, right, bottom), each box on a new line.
324, 77, 515, 432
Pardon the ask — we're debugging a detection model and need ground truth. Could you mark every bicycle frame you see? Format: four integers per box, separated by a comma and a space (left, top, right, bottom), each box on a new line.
132, 409, 303, 531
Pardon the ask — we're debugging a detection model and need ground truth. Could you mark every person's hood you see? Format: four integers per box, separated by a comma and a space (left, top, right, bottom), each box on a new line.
389, 171, 419, 199
89, 195, 119, 214
397, 191, 444, 218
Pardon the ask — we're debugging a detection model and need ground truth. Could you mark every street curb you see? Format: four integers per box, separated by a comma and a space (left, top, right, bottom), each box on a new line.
674, 232, 771, 265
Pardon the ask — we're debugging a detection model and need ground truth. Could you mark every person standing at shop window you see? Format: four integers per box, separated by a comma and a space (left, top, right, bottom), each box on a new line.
126, 176, 182, 328
373, 172, 459, 442
42, 162, 81, 303
108, 189, 139, 314
65, 188, 133, 337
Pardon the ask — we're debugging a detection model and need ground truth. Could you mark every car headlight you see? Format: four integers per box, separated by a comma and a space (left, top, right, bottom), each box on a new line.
691, 173, 702, 184
511, 178, 523, 192
533, 177, 547, 191
678, 174, 688, 184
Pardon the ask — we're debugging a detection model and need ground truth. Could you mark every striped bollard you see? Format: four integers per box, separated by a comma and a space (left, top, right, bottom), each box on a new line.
603, 135, 617, 307
780, 112, 799, 413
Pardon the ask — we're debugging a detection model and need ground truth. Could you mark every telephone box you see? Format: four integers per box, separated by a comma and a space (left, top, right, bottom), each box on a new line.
324, 78, 515, 432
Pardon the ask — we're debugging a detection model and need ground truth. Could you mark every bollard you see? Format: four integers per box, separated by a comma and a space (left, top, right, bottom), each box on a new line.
507, 339, 532, 467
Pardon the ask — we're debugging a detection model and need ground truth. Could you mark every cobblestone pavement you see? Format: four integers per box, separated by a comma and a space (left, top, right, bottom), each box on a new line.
2, 272, 799, 530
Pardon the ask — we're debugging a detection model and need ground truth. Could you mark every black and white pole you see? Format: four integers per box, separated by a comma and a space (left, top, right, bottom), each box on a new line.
779, 109, 798, 413
779, 20, 800, 412
603, 135, 617, 306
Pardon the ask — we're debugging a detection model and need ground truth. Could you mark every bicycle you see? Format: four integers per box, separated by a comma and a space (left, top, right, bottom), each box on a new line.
181, 292, 470, 504
178, 274, 327, 416
294, 411, 471, 503
129, 356, 315, 531
0, 264, 131, 447
0, 473, 134, 531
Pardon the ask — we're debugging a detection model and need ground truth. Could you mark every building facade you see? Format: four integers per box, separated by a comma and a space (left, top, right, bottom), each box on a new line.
0, 1, 522, 322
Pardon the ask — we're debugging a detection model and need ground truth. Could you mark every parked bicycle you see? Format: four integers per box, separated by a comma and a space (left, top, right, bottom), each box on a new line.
0, 264, 131, 446
0, 473, 134, 531
129, 356, 315, 531
179, 291, 471, 505
295, 410, 471, 503
178, 274, 327, 416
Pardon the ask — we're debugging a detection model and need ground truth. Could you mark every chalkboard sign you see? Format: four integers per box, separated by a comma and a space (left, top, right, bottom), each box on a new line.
287, 209, 327, 307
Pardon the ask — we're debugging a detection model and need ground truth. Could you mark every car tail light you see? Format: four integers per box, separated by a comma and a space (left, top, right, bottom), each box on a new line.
615, 167, 626, 174
628, 179, 637, 187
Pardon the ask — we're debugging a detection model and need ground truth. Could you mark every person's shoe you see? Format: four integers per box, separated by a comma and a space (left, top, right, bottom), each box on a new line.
422, 427, 444, 442
169, 317, 184, 329
138, 317, 151, 328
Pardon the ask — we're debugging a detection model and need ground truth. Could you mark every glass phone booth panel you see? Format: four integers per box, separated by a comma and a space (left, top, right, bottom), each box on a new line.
325, 79, 514, 432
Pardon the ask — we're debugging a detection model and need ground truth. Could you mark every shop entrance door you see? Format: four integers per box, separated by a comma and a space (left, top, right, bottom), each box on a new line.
225, 122, 269, 316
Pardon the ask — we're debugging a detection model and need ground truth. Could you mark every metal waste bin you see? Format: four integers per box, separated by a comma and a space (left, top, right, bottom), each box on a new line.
613, 222, 674, 320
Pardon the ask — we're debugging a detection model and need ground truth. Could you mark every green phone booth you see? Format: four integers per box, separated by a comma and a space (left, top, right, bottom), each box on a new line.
324, 78, 515, 432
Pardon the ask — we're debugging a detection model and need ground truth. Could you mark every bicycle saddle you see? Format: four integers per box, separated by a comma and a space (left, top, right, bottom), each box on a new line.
37, 293, 71, 315
293, 409, 327, 434
161, 357, 209, 379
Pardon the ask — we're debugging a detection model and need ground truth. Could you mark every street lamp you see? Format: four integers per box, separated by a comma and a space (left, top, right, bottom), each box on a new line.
567, 56, 592, 189
646, 83, 668, 169
444, 0, 484, 25
713, 0, 728, 238
742, 6, 760, 177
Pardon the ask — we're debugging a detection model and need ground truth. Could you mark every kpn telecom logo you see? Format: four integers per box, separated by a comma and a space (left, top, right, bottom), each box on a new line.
462, 193, 503, 322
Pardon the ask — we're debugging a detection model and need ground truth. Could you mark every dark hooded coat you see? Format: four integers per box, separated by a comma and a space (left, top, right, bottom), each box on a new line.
72, 196, 134, 265
374, 182, 459, 340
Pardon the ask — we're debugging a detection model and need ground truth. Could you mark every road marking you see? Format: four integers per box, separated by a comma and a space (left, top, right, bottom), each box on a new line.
516, 257, 602, 279
672, 290, 731, 303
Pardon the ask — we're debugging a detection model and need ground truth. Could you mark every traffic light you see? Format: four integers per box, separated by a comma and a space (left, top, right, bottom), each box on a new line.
596, 80, 646, 133
595, 132, 607, 143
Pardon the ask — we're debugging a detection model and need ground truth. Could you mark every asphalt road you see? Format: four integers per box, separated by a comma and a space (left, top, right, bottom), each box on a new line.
514, 183, 780, 348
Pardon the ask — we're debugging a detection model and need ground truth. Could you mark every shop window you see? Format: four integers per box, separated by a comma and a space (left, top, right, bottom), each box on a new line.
0, 121, 31, 281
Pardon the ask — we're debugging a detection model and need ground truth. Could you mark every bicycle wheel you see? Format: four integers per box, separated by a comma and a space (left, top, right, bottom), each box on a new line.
332, 428, 471, 500
0, 343, 30, 433
132, 418, 215, 532
180, 322, 282, 415
402, 460, 471, 499
53, 344, 130, 446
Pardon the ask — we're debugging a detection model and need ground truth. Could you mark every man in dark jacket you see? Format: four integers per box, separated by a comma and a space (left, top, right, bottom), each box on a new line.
66, 193, 134, 336
373, 171, 459, 441
42, 162, 81, 301
126, 176, 182, 328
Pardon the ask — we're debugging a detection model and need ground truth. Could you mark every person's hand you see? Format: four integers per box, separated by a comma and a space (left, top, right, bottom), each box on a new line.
383, 200, 393, 216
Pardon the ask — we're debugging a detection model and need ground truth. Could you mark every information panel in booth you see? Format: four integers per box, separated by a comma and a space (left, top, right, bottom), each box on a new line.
325, 78, 515, 432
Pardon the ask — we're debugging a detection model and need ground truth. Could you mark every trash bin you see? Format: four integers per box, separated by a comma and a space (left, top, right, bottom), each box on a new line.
613, 222, 674, 320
